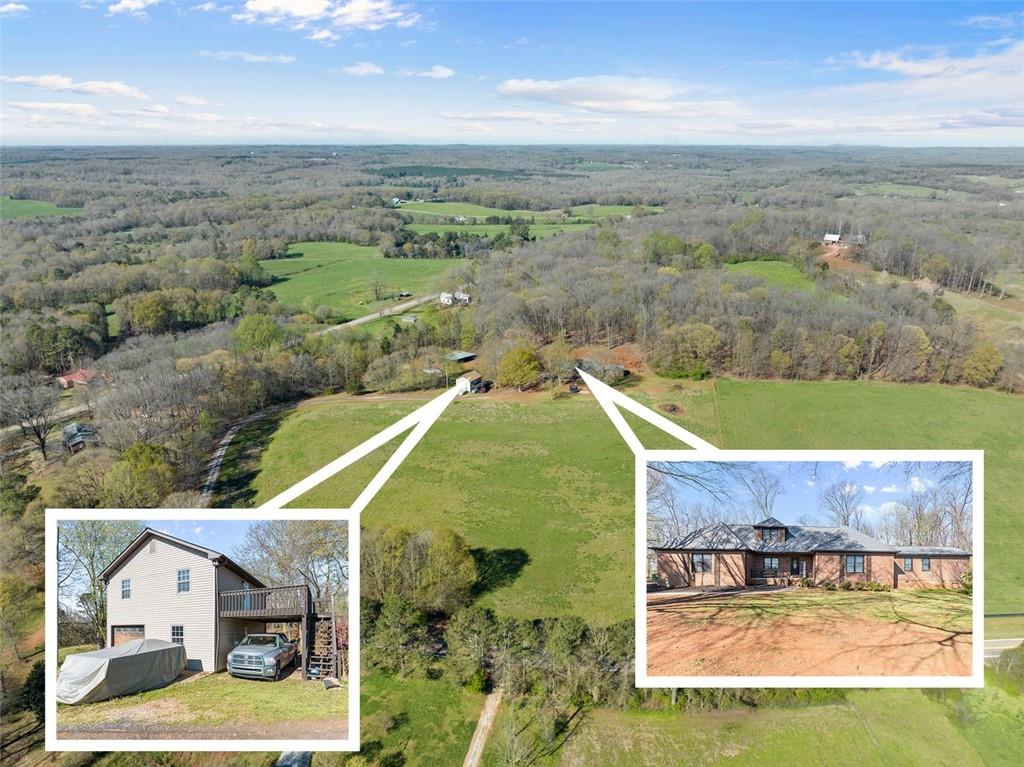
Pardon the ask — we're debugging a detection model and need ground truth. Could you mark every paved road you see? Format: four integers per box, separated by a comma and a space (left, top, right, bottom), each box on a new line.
984, 637, 1023, 660
315, 294, 437, 336
462, 688, 503, 767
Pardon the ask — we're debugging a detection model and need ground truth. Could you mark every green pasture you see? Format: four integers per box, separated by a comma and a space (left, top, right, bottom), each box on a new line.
0, 196, 83, 220
404, 222, 595, 239
725, 260, 815, 291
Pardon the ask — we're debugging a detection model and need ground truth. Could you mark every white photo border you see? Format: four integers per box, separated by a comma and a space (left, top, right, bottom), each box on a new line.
45, 507, 361, 753
635, 449, 984, 689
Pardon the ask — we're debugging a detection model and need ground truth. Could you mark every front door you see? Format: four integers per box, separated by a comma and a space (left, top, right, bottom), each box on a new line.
790, 558, 801, 576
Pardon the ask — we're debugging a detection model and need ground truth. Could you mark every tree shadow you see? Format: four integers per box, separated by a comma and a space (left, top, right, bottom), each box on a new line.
213, 406, 295, 508
471, 548, 530, 598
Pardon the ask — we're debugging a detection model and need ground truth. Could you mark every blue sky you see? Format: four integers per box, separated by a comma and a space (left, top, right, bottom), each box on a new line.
151, 519, 251, 556
2, 1, 1022, 144
652, 460, 950, 526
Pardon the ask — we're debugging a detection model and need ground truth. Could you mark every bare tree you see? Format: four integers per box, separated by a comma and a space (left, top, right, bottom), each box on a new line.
819, 481, 866, 529
734, 467, 782, 521
1, 375, 61, 460
233, 520, 348, 599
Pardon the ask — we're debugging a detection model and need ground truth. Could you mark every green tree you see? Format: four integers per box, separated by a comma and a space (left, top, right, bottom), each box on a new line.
0, 473, 40, 519
364, 596, 428, 677
497, 346, 542, 391
0, 575, 35, 660
232, 314, 282, 359
103, 443, 176, 507
416, 528, 478, 614
446, 606, 496, 686
691, 242, 720, 269
22, 661, 46, 725
962, 341, 1004, 387
641, 231, 687, 265
652, 323, 721, 379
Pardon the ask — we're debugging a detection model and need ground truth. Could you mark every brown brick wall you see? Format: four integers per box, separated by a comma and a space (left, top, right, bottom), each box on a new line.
657, 551, 745, 588
895, 556, 970, 589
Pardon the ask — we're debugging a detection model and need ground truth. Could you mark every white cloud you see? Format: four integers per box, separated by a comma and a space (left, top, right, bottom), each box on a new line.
0, 73, 150, 100
333, 61, 385, 76
504, 36, 528, 49
881, 484, 901, 493
869, 460, 889, 469
107, 0, 160, 16
175, 94, 209, 106
197, 50, 296, 64
805, 478, 817, 488
908, 476, 936, 493
841, 482, 859, 495
863, 485, 876, 494
192, 525, 204, 536
0, 3, 29, 15
957, 12, 1024, 29
400, 64, 454, 79
190, 2, 222, 10
842, 460, 862, 470
496, 75, 745, 118
438, 110, 615, 127
234, 0, 420, 33
307, 28, 340, 43
7, 101, 101, 117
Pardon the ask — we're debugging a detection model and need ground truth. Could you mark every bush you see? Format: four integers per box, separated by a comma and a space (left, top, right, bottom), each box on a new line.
799, 577, 814, 589
961, 570, 973, 595
867, 581, 891, 592
22, 661, 45, 724
839, 581, 853, 591
824, 582, 837, 591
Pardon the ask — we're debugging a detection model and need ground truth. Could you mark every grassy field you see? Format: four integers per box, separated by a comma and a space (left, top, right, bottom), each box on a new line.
57, 669, 347, 733
260, 242, 464, 320
939, 289, 1024, 342
485, 689, 1004, 766
857, 183, 964, 199
227, 375, 1021, 622
312, 671, 482, 767
405, 222, 595, 239
725, 260, 815, 291
0, 195, 83, 219
399, 201, 656, 221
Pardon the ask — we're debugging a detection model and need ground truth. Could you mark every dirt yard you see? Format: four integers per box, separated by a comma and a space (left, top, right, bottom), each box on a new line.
56, 665, 348, 741
646, 587, 972, 677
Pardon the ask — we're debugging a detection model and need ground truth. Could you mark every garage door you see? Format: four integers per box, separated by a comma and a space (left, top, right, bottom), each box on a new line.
112, 625, 144, 645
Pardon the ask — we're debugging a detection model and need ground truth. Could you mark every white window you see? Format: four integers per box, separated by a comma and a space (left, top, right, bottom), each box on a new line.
171, 625, 184, 644
121, 579, 130, 599
177, 569, 190, 593
692, 553, 712, 572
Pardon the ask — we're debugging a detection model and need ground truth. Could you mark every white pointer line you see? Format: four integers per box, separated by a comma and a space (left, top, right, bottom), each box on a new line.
258, 377, 469, 512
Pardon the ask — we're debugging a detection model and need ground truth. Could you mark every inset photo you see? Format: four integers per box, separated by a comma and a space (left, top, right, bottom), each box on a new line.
640, 451, 983, 686
45, 510, 358, 752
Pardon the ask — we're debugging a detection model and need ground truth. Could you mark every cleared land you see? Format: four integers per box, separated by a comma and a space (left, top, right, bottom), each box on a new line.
646, 588, 971, 677
724, 260, 815, 291
260, 241, 463, 320
226, 375, 1021, 622
405, 222, 594, 239
504, 688, 1013, 767
0, 195, 83, 219
56, 667, 347, 740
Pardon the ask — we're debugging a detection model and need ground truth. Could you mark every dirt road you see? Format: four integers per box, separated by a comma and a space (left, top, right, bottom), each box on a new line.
315, 294, 437, 335
462, 689, 503, 767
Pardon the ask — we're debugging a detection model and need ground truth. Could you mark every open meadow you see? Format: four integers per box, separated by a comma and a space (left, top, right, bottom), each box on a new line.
222, 375, 1021, 623
0, 196, 83, 219
260, 241, 464, 320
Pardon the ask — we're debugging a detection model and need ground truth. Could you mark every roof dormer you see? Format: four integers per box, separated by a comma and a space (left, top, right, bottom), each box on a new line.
753, 516, 788, 543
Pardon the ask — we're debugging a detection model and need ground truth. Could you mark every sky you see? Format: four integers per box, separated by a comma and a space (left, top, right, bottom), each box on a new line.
651, 460, 954, 527
1, 1, 1023, 145
150, 519, 252, 555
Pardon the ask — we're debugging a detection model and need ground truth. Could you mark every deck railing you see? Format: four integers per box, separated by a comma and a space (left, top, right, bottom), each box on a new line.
219, 585, 310, 618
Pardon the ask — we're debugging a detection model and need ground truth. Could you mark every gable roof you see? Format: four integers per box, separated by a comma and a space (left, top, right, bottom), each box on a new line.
100, 527, 265, 587
653, 522, 895, 554
896, 546, 971, 557
753, 516, 786, 528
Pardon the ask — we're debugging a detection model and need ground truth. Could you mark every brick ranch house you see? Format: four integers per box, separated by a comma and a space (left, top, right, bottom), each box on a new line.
652, 516, 970, 590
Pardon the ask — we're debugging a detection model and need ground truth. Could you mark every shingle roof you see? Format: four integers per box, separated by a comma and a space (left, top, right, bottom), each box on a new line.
655, 523, 895, 553
896, 546, 971, 556
753, 516, 786, 528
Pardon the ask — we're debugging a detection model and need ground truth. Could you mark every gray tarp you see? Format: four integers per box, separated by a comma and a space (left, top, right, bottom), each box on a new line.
56, 638, 186, 705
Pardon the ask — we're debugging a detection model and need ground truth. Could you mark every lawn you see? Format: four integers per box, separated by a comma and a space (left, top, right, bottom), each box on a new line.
260, 241, 464, 321
505, 689, 992, 766
57, 668, 347, 739
313, 671, 482, 767
987, 615, 1024, 639
0, 196, 83, 219
405, 222, 595, 239
226, 376, 1022, 623
646, 588, 972, 676
725, 260, 815, 291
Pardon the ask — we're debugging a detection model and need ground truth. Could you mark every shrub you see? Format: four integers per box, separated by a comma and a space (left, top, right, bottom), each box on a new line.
824, 582, 837, 591
961, 570, 973, 595
867, 581, 892, 592
839, 581, 853, 591
22, 661, 45, 724
799, 577, 814, 589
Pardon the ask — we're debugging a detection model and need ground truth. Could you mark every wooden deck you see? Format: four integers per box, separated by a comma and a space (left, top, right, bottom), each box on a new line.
219, 585, 310, 619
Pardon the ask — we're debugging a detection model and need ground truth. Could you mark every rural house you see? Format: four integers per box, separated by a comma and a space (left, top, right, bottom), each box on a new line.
56, 367, 96, 389
101, 529, 342, 678
652, 517, 969, 590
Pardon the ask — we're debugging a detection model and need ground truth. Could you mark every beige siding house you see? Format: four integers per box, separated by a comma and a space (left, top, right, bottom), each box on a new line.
101, 529, 266, 672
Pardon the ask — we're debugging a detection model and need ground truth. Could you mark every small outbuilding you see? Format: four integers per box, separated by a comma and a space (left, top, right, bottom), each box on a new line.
446, 350, 476, 363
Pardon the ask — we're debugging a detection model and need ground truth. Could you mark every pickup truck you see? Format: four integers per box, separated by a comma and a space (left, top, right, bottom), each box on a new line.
226, 633, 297, 680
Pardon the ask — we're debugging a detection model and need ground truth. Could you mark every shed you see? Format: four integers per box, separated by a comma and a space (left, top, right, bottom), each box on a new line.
446, 350, 476, 363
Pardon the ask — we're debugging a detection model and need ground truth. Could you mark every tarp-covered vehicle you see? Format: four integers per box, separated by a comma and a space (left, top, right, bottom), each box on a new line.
56, 638, 186, 705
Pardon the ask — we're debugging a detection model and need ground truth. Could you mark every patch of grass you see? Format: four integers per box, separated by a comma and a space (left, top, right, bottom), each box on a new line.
57, 671, 347, 728
405, 222, 595, 239
260, 242, 464, 321
0, 196, 83, 220
939, 289, 1024, 342
936, 669, 1024, 765
986, 615, 1024, 640
373, 165, 524, 179
523, 690, 984, 766
725, 260, 815, 292
857, 183, 966, 200
58, 644, 99, 664
313, 671, 481, 766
